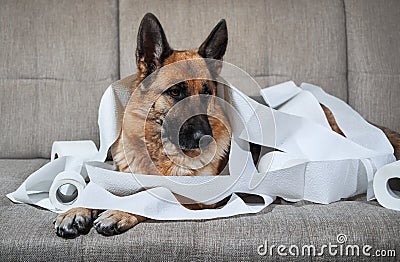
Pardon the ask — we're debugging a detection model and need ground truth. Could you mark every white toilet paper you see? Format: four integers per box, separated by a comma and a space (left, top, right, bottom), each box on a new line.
51, 141, 99, 161
260, 80, 301, 108
49, 171, 86, 211
373, 161, 400, 211
6, 76, 400, 218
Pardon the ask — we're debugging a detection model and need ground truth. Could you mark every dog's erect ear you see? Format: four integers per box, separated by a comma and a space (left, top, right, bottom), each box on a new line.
136, 13, 173, 76
198, 19, 228, 60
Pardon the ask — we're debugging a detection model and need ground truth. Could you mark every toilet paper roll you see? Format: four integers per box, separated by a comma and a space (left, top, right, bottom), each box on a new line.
49, 171, 86, 211
373, 161, 400, 211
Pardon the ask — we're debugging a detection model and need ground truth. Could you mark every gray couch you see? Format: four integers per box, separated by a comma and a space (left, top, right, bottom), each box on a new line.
1, 0, 399, 261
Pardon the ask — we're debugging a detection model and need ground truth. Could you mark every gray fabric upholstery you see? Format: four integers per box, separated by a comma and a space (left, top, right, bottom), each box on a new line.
119, 0, 348, 99
345, 0, 400, 132
1, 159, 399, 261
0, 0, 119, 158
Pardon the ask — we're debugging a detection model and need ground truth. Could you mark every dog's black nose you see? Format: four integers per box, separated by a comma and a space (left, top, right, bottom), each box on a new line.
178, 114, 213, 150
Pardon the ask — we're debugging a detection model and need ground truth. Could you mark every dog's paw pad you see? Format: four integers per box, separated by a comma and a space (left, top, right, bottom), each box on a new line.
93, 210, 139, 236
54, 208, 93, 238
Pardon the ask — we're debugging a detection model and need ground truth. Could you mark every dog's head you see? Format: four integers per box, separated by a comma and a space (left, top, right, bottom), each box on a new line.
136, 13, 229, 154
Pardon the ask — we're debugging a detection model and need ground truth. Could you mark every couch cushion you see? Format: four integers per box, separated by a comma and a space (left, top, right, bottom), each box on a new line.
345, 0, 400, 132
0, 0, 119, 158
1, 159, 399, 261
119, 0, 347, 99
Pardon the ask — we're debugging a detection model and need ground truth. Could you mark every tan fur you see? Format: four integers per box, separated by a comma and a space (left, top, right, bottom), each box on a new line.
109, 51, 232, 216
93, 210, 145, 236
112, 51, 231, 176
321, 104, 345, 136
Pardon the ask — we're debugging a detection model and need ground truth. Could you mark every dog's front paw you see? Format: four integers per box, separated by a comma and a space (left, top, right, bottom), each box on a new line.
93, 210, 144, 236
54, 208, 97, 238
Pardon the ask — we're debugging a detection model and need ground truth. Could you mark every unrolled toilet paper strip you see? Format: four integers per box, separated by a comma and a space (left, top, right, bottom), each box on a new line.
49, 171, 86, 211
51, 141, 99, 161
260, 81, 301, 108
296, 83, 395, 200
373, 161, 400, 211
6, 80, 399, 217
240, 84, 393, 162
50, 85, 130, 163
6, 84, 127, 212
300, 83, 394, 155
75, 182, 275, 220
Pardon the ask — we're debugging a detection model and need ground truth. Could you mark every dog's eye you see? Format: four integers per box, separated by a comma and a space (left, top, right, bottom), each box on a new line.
168, 88, 181, 97
201, 83, 213, 95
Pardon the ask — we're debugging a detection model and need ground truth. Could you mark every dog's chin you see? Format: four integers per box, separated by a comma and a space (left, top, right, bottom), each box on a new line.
169, 139, 214, 158
160, 134, 203, 157
163, 138, 203, 158
181, 148, 201, 157
161, 136, 218, 170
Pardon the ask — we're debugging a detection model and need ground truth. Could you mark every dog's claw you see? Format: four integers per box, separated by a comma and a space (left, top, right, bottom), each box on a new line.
54, 208, 93, 238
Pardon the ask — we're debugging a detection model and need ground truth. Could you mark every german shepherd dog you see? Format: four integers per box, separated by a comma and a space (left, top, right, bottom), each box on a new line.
54, 13, 400, 238
55, 13, 231, 238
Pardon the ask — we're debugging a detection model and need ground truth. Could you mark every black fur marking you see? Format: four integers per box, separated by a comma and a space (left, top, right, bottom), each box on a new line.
198, 19, 228, 60
136, 13, 174, 77
201, 82, 213, 95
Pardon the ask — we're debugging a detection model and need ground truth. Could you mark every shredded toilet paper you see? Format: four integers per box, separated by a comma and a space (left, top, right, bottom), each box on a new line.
6, 79, 400, 219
